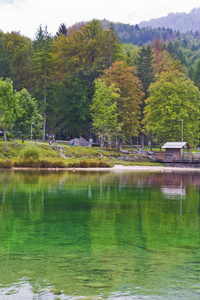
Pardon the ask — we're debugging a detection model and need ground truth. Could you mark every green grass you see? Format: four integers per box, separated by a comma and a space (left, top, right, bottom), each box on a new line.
0, 139, 164, 168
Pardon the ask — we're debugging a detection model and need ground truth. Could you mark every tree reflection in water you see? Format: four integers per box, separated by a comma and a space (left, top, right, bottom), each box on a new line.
0, 170, 200, 299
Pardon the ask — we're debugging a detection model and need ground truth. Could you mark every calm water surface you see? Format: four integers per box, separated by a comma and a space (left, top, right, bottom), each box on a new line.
0, 169, 200, 299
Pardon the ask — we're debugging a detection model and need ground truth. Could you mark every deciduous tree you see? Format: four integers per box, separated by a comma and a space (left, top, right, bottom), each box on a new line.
103, 61, 143, 144
2, 32, 31, 90
91, 79, 120, 158
143, 67, 200, 145
0, 78, 19, 150
11, 89, 43, 140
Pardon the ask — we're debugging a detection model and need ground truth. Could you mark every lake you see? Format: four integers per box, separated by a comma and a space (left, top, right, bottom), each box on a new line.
0, 169, 200, 299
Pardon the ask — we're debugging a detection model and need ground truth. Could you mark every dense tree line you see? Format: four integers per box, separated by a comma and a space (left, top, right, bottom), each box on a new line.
1, 19, 200, 148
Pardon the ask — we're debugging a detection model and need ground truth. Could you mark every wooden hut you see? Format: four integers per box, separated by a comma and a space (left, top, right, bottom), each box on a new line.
161, 142, 191, 162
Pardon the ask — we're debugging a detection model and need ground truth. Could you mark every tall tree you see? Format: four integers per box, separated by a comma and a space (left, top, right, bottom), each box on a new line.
1, 32, 31, 90
51, 20, 122, 138
135, 44, 155, 100
194, 59, 200, 90
52, 19, 121, 84
188, 65, 195, 82
104, 23, 122, 68
56, 23, 68, 37
102, 61, 144, 144
143, 67, 200, 145
152, 38, 165, 74
54, 75, 94, 138
32, 25, 53, 140
11, 89, 43, 140
0, 78, 19, 150
91, 79, 120, 158
0, 33, 14, 81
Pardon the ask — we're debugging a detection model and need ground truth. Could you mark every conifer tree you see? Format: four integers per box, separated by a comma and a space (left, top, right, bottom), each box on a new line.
32, 25, 53, 140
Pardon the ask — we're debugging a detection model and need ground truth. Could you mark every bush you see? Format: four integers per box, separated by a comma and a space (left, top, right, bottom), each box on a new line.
14, 158, 40, 167
67, 161, 80, 168
52, 159, 66, 168
67, 159, 112, 168
3, 158, 13, 168
79, 160, 89, 168
21, 146, 40, 159
89, 161, 98, 167
98, 161, 112, 168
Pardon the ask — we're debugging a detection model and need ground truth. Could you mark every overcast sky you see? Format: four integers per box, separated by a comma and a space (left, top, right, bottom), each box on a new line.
0, 0, 200, 39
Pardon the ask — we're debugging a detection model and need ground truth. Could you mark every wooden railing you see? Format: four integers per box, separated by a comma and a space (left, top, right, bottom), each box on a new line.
154, 152, 200, 163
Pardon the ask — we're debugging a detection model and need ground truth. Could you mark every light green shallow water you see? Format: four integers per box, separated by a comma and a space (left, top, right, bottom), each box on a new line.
0, 169, 200, 299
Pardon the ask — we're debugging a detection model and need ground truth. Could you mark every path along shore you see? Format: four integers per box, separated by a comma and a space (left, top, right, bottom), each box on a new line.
12, 165, 200, 172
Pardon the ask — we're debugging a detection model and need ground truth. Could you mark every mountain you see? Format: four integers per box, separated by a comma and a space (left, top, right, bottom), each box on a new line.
139, 8, 200, 33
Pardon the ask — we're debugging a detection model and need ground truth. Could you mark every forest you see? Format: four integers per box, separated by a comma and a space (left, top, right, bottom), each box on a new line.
1, 19, 200, 147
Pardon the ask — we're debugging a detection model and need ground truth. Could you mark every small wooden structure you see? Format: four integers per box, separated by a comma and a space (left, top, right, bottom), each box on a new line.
162, 142, 191, 157
155, 142, 192, 163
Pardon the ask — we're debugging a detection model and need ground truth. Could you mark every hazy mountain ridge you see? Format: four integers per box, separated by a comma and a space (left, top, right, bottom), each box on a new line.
139, 7, 200, 33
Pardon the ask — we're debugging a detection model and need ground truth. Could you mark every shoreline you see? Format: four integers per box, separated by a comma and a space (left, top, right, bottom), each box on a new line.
7, 164, 200, 172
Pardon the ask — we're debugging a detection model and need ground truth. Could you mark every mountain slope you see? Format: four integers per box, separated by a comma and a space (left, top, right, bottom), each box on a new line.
139, 8, 200, 33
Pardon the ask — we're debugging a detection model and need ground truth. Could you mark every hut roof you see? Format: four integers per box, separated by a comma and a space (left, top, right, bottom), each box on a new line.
161, 142, 191, 149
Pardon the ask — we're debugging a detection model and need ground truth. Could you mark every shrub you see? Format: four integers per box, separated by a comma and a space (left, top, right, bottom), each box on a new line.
52, 159, 66, 168
14, 158, 40, 167
3, 159, 13, 168
21, 146, 40, 159
79, 160, 89, 168
67, 161, 79, 168
98, 161, 112, 168
39, 159, 53, 168
89, 161, 98, 167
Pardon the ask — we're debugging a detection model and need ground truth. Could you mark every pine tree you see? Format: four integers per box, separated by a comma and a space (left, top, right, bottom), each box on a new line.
32, 25, 53, 140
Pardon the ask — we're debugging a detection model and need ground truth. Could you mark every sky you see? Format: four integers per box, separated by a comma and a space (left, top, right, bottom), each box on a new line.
0, 0, 200, 39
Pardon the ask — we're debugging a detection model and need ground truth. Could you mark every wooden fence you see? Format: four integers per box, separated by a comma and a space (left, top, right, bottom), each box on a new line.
155, 152, 200, 163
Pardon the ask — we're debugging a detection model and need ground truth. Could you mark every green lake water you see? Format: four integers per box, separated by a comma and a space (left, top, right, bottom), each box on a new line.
0, 169, 200, 299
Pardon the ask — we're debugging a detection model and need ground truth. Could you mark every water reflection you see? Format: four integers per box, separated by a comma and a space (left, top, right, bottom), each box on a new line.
0, 170, 200, 299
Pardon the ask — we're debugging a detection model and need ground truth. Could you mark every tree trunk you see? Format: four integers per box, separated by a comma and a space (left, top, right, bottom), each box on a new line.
4, 128, 8, 151
141, 133, 144, 149
100, 132, 104, 159
42, 44, 47, 141
119, 140, 123, 152
42, 111, 46, 140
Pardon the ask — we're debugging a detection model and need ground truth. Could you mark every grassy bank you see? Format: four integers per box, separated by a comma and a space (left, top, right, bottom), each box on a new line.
0, 139, 163, 168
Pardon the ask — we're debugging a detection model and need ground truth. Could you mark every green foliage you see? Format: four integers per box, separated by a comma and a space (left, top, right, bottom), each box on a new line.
11, 89, 43, 139
0, 33, 14, 81
1, 32, 31, 90
92, 81, 119, 131
3, 158, 13, 168
32, 25, 53, 138
2, 20, 200, 147
91, 79, 120, 158
103, 61, 144, 140
21, 146, 40, 159
67, 159, 112, 168
13, 158, 66, 168
135, 44, 155, 100
143, 67, 200, 145
0, 78, 19, 150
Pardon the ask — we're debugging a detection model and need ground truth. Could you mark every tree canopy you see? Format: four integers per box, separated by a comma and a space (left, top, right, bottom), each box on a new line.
0, 78, 19, 150
102, 61, 144, 141
11, 89, 43, 140
91, 79, 120, 158
143, 67, 200, 145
